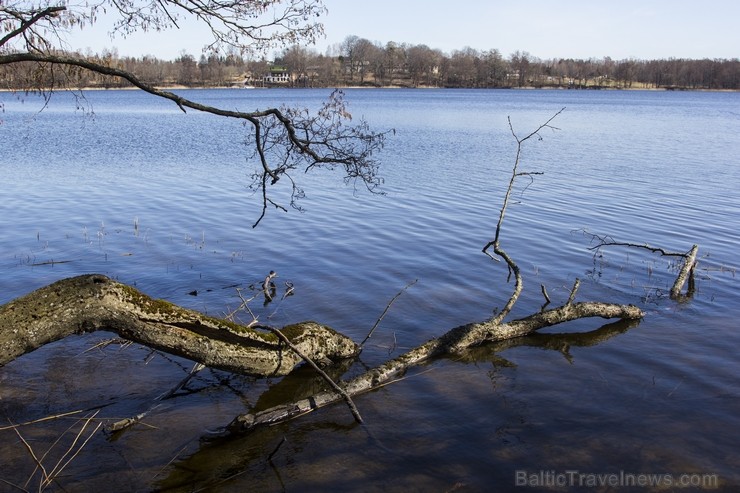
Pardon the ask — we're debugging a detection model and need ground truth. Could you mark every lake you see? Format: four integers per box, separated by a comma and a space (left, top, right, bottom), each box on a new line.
1, 87, 739, 492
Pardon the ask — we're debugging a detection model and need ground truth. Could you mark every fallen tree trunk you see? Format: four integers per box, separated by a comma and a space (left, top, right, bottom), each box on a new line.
228, 300, 643, 433
0, 274, 644, 434
0, 274, 359, 376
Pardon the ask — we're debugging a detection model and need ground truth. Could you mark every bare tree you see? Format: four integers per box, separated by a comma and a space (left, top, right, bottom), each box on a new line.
447, 47, 478, 87
406, 44, 440, 87
0, 1, 390, 226
339, 35, 375, 84
383, 41, 406, 86
480, 48, 506, 87
281, 45, 310, 74
176, 51, 197, 86
367, 41, 388, 85
339, 34, 360, 82
509, 50, 532, 87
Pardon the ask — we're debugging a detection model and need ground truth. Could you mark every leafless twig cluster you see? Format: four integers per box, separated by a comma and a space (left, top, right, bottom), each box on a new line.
1, 1, 391, 227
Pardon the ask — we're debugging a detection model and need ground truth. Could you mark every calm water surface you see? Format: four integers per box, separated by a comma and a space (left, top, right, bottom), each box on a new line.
1, 88, 739, 491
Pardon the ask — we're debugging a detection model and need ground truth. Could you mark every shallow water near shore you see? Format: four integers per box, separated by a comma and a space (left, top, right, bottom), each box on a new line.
1, 88, 739, 491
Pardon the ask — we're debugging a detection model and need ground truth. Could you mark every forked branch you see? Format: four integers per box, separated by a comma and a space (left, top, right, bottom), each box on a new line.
482, 108, 565, 324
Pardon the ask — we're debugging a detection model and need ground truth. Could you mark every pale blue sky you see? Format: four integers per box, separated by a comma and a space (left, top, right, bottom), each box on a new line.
69, 0, 739, 60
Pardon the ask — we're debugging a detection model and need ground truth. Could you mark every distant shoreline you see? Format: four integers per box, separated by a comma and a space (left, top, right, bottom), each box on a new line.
3, 85, 737, 93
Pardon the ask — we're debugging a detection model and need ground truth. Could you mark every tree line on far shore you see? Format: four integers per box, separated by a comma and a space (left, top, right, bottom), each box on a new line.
3, 35, 737, 91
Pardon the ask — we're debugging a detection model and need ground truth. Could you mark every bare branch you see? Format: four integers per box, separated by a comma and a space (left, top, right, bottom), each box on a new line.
0, 5, 66, 48
360, 279, 418, 349
257, 324, 363, 424
11, 425, 47, 489
2, 1, 327, 55
0, 52, 389, 226
483, 108, 565, 324
583, 230, 691, 257
580, 230, 700, 300
42, 412, 102, 490
567, 278, 581, 305
231, 300, 643, 433
540, 283, 551, 305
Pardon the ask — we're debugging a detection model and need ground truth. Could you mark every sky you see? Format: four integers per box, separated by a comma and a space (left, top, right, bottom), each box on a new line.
67, 0, 739, 61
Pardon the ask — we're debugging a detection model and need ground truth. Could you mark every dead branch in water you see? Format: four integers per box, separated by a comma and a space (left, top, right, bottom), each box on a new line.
1, 110, 671, 439
228, 109, 647, 433
582, 230, 699, 300
259, 324, 364, 425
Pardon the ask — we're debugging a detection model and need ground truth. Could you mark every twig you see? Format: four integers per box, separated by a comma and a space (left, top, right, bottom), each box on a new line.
267, 436, 287, 462
360, 279, 417, 348
0, 409, 86, 431
257, 324, 363, 424
151, 444, 190, 481
82, 337, 132, 354
108, 362, 204, 432
11, 411, 101, 492
584, 232, 688, 257
567, 278, 580, 305
156, 362, 206, 400
12, 426, 47, 490
540, 284, 551, 304
42, 413, 102, 490
281, 281, 295, 300
225, 288, 260, 325
27, 418, 86, 487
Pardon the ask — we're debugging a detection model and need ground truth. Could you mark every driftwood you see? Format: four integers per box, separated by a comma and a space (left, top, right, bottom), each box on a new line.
0, 274, 359, 376
228, 300, 643, 432
0, 273, 643, 434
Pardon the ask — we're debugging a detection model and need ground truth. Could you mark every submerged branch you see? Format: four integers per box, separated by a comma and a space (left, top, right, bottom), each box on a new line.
583, 230, 699, 300
0, 274, 642, 435
260, 324, 364, 424
229, 299, 643, 433
0, 275, 359, 377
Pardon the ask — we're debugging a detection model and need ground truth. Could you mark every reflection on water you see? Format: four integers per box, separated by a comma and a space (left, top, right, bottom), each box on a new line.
1, 88, 739, 491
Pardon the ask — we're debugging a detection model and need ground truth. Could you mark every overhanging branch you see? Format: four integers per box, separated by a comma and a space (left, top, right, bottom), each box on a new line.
0, 51, 389, 226
0, 5, 66, 48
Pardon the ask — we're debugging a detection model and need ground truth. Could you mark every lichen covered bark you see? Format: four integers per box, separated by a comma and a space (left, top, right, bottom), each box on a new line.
0, 274, 359, 376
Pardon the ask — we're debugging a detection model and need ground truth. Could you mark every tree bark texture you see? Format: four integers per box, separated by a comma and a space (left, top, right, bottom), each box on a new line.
671, 244, 699, 299
228, 301, 643, 433
0, 274, 359, 376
